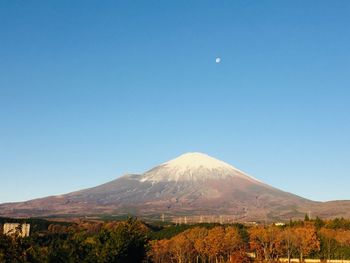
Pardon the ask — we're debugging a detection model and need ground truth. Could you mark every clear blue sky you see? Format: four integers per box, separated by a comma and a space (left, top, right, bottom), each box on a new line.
1, 1, 349, 203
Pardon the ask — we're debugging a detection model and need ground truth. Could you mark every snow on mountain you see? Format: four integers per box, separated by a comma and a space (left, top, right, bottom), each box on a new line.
2, 151, 350, 221
164, 152, 235, 170
140, 152, 259, 183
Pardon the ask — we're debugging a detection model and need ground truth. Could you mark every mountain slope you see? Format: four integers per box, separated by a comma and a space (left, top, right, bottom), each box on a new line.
1, 152, 349, 221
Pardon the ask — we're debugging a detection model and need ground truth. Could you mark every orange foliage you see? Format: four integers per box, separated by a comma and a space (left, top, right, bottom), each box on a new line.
149, 239, 172, 263
249, 225, 281, 262
335, 230, 350, 246
293, 225, 320, 261
149, 225, 246, 263
203, 226, 226, 261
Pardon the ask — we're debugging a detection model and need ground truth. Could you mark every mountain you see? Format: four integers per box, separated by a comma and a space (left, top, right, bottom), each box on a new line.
1, 152, 350, 222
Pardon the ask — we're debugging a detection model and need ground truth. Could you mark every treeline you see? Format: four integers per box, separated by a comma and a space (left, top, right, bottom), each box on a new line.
0, 218, 148, 263
2, 217, 350, 262
149, 225, 250, 263
149, 217, 350, 263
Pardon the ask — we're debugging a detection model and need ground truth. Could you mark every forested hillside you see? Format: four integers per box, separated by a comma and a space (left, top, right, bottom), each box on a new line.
2, 217, 350, 262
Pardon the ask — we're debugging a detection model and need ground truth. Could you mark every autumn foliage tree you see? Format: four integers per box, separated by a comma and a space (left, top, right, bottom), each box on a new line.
149, 225, 247, 263
186, 227, 209, 263
203, 227, 226, 262
4, 217, 350, 263
223, 226, 245, 262
319, 228, 338, 260
333, 230, 350, 259
293, 225, 320, 261
149, 239, 172, 263
277, 227, 296, 263
249, 225, 281, 262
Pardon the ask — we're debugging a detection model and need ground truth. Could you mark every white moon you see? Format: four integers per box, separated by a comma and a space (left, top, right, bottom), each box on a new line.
215, 57, 221, 63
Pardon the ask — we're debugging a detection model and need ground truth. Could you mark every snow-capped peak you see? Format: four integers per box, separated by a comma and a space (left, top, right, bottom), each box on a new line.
163, 152, 236, 170
140, 152, 259, 183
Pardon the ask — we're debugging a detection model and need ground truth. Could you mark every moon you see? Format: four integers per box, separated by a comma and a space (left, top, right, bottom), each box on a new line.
215, 57, 221, 63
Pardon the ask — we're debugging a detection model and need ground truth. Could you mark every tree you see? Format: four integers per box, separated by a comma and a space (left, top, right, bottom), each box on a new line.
314, 217, 325, 230
223, 226, 244, 262
149, 239, 173, 263
193, 228, 209, 263
249, 225, 281, 262
0, 233, 17, 263
169, 233, 194, 263
334, 230, 350, 259
319, 228, 338, 260
278, 227, 296, 263
184, 227, 209, 263
204, 226, 226, 263
293, 225, 320, 261
95, 218, 148, 263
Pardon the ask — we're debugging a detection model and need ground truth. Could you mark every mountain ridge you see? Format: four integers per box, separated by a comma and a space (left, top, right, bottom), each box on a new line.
1, 152, 350, 221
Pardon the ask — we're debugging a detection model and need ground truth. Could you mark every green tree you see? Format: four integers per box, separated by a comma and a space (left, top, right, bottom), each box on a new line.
304, 214, 310, 222
314, 217, 325, 230
95, 217, 148, 263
